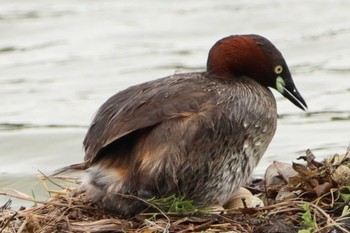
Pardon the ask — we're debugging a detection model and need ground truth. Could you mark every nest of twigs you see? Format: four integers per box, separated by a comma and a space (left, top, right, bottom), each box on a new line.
1, 148, 350, 233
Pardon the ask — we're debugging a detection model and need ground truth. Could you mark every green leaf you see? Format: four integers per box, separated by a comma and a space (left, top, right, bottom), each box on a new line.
300, 203, 316, 231
340, 193, 350, 202
148, 194, 200, 214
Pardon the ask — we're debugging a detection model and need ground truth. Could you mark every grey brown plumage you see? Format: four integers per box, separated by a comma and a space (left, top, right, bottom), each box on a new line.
57, 34, 307, 217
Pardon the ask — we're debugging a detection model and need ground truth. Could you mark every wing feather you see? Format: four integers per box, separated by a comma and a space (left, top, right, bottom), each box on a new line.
83, 73, 215, 164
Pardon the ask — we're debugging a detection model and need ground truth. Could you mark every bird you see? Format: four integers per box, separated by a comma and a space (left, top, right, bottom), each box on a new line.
57, 34, 307, 217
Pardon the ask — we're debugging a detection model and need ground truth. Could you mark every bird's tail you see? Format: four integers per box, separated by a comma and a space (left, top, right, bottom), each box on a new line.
51, 162, 88, 177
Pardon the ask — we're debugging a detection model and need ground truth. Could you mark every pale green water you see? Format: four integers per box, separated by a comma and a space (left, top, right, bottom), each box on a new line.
1, 0, 349, 209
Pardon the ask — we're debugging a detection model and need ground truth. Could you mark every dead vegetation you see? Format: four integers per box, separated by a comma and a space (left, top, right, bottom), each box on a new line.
1, 148, 350, 233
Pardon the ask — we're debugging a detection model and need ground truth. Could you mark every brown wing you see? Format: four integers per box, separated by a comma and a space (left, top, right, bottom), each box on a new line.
83, 73, 216, 165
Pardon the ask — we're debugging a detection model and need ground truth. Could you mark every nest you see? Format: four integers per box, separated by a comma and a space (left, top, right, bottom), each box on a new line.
1, 148, 350, 233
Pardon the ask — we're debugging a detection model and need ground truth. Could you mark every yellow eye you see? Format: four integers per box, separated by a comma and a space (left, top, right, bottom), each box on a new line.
274, 65, 283, 74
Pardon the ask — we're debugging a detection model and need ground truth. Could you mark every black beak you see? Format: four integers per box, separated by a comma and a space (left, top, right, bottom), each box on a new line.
282, 84, 308, 111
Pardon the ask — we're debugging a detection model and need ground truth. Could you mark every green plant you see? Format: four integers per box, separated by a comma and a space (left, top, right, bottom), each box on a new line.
298, 203, 316, 233
339, 186, 350, 202
148, 194, 201, 214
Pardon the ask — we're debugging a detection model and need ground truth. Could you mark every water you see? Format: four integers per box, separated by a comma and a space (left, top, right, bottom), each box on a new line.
1, 0, 349, 209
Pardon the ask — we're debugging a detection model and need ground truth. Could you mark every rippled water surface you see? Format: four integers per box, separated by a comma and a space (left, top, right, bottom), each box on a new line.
1, 0, 349, 208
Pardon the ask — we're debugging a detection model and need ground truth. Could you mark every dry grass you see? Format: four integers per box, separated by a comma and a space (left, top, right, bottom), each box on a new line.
1, 148, 350, 233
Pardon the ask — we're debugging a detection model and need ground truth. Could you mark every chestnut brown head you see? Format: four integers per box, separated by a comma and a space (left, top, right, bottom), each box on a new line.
207, 34, 307, 110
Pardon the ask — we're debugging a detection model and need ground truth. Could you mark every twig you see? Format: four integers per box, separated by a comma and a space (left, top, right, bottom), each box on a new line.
118, 194, 171, 233
16, 217, 28, 233
38, 208, 70, 233
0, 199, 12, 210
295, 201, 350, 233
328, 192, 350, 214
0, 190, 96, 210
215, 214, 250, 233
311, 204, 350, 233
0, 212, 17, 233
259, 198, 302, 211
65, 215, 72, 232
267, 207, 302, 216
38, 169, 65, 190
190, 219, 215, 232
